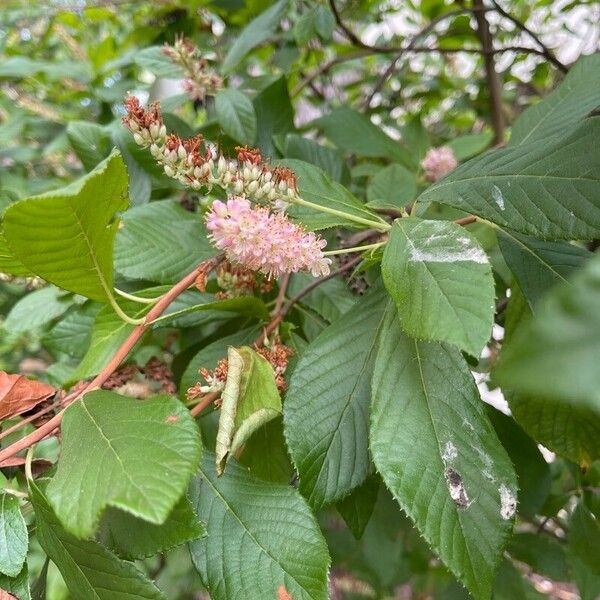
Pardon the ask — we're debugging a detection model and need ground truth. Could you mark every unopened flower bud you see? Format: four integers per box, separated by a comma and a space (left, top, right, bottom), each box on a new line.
177, 145, 187, 160
164, 165, 175, 177
133, 133, 144, 146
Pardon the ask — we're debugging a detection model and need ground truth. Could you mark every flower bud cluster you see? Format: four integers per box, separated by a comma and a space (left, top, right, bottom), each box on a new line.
421, 146, 458, 182
0, 273, 46, 290
123, 97, 300, 203
162, 37, 223, 101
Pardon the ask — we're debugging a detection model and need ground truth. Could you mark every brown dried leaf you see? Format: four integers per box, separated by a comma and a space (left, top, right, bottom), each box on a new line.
0, 371, 55, 421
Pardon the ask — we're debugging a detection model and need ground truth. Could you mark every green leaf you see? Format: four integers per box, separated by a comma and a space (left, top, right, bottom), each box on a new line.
284, 290, 388, 509
283, 134, 345, 182
0, 563, 31, 600
156, 294, 269, 328
370, 308, 517, 599
0, 230, 33, 277
418, 118, 600, 240
215, 346, 282, 475
237, 418, 293, 484
252, 76, 294, 158
314, 6, 335, 40
569, 502, 600, 600
0, 494, 27, 578
366, 164, 417, 210
189, 453, 330, 600
46, 390, 202, 538
382, 218, 494, 356
336, 475, 380, 540
447, 132, 493, 161
293, 11, 316, 46
510, 54, 600, 146
99, 496, 205, 560
281, 159, 383, 230
66, 121, 111, 171
314, 108, 413, 167
44, 302, 101, 359
4, 286, 74, 334
495, 254, 600, 464
508, 533, 569, 581
222, 0, 289, 74
497, 229, 591, 307
115, 200, 215, 284
29, 481, 166, 600
287, 271, 356, 323
3, 151, 128, 301
215, 89, 257, 146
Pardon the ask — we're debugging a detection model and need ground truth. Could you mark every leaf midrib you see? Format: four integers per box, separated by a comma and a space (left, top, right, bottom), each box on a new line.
199, 468, 319, 600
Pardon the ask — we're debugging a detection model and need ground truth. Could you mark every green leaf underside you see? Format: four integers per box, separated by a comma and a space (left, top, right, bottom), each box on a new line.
44, 302, 101, 359
46, 390, 202, 538
189, 453, 330, 600
284, 289, 388, 509
3, 151, 128, 301
114, 200, 215, 284
30, 482, 166, 600
281, 159, 383, 230
99, 496, 205, 560
215, 89, 257, 146
497, 229, 591, 307
216, 346, 282, 475
418, 118, 600, 240
0, 494, 28, 578
336, 475, 380, 540
4, 286, 74, 334
0, 230, 32, 277
509, 54, 600, 147
370, 308, 517, 599
382, 218, 494, 356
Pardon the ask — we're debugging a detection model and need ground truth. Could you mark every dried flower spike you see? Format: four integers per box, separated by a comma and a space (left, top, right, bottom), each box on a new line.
205, 198, 331, 279
162, 36, 223, 101
421, 146, 458, 182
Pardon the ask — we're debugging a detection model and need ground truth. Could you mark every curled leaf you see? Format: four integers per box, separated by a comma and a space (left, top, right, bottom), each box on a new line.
0, 371, 55, 421
215, 347, 282, 475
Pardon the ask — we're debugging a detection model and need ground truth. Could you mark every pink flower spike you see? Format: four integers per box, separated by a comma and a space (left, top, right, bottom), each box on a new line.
204, 198, 332, 279
421, 146, 458, 182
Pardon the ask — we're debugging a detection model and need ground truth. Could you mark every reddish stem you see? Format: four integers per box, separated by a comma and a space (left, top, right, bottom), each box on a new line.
0, 256, 223, 466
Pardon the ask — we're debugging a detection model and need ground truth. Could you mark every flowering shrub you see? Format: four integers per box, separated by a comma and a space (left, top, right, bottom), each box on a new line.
0, 2, 599, 599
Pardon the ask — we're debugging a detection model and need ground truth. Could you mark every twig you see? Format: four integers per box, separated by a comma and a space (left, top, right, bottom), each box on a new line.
491, 1, 568, 73
0, 255, 223, 466
0, 398, 63, 441
189, 256, 364, 417
363, 7, 491, 109
473, 0, 505, 145
273, 273, 291, 316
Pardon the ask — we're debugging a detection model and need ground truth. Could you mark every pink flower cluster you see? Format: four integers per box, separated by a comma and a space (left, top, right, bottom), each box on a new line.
205, 198, 331, 279
421, 146, 458, 182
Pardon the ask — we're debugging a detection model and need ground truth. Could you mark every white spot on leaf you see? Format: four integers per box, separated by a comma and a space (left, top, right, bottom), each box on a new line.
499, 484, 517, 519
442, 441, 458, 463
492, 185, 505, 211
